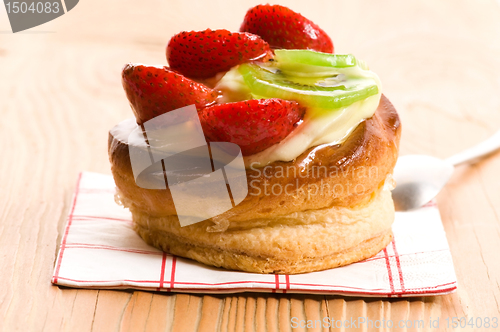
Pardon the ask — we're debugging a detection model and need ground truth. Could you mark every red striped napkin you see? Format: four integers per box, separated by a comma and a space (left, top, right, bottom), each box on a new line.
52, 172, 457, 297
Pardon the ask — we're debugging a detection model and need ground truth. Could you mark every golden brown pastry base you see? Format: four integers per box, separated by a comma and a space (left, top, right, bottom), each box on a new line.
126, 188, 394, 274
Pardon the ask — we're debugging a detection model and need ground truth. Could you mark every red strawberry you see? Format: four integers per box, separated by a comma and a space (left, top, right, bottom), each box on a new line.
166, 29, 274, 79
122, 64, 218, 125
240, 5, 334, 53
199, 98, 305, 156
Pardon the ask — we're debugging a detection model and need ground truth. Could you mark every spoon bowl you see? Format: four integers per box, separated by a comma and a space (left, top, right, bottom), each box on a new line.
392, 155, 454, 211
391, 129, 500, 211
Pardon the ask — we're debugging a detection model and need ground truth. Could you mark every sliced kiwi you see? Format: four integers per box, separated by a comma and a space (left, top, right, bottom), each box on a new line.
272, 50, 373, 78
239, 62, 379, 110
273, 50, 357, 77
275, 50, 357, 67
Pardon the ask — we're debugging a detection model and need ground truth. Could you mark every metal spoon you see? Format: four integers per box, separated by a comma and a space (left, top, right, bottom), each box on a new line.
392, 129, 500, 211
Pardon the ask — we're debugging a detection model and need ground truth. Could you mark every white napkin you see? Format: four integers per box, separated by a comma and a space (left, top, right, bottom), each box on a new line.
52, 172, 457, 297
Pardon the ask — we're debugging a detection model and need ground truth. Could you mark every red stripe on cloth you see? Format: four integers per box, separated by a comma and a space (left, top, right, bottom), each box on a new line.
383, 248, 395, 297
170, 279, 454, 291
53, 274, 456, 296
64, 243, 163, 255
401, 282, 457, 292
153, 280, 273, 287
285, 275, 290, 290
271, 275, 279, 293
53, 172, 82, 284
169, 256, 177, 289
59, 276, 454, 291
56, 275, 456, 292
72, 216, 132, 223
282, 275, 290, 294
157, 252, 167, 291
410, 285, 457, 295
55, 276, 162, 283
392, 240, 406, 293
156, 286, 457, 296
53, 277, 457, 296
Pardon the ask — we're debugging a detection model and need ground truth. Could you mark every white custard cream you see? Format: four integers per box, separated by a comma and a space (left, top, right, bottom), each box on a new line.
214, 66, 382, 168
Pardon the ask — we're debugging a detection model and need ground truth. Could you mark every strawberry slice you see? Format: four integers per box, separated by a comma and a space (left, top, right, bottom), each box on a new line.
240, 4, 334, 53
122, 64, 218, 125
199, 99, 305, 156
166, 29, 274, 79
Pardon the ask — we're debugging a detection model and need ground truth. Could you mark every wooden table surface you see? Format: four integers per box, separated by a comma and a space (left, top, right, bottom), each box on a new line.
2, 0, 500, 331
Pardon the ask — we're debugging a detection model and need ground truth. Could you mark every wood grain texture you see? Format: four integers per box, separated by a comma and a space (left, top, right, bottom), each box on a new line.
1, 0, 500, 331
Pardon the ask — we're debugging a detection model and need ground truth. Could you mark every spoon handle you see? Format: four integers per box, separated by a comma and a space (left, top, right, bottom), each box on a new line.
446, 129, 500, 166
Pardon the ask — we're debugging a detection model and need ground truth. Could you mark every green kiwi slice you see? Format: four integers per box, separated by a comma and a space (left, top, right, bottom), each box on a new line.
238, 60, 379, 110
273, 50, 362, 77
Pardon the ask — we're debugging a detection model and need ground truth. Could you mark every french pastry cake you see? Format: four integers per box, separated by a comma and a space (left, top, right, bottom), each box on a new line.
108, 4, 401, 274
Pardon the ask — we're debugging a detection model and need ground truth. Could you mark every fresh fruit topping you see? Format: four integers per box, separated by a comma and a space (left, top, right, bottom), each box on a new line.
199, 98, 305, 156
122, 64, 218, 125
240, 4, 334, 53
273, 50, 359, 77
166, 29, 274, 79
235, 50, 380, 110
238, 63, 378, 110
